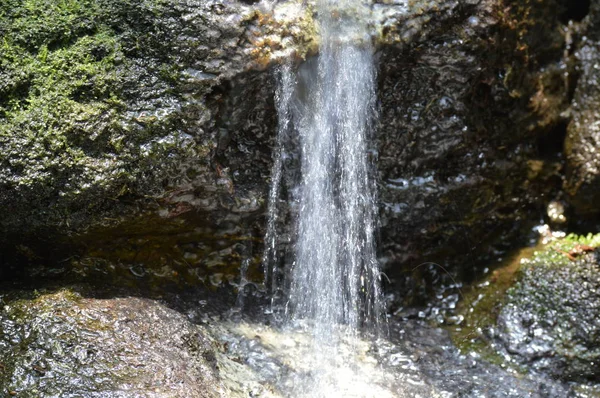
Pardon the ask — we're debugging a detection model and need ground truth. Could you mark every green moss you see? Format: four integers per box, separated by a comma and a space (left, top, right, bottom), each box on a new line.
0, 2, 125, 188
530, 233, 600, 267
1, 0, 101, 50
500, 234, 600, 380
0, 0, 202, 234
1, 31, 123, 158
5, 289, 83, 321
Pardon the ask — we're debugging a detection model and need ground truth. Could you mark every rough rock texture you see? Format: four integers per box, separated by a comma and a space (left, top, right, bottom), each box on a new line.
376, 0, 571, 298
384, 320, 573, 397
0, 0, 315, 281
0, 0, 317, 236
0, 0, 585, 296
565, 1, 600, 218
0, 288, 225, 397
496, 234, 600, 382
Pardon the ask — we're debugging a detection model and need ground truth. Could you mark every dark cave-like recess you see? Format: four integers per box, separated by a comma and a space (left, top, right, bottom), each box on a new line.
560, 0, 591, 23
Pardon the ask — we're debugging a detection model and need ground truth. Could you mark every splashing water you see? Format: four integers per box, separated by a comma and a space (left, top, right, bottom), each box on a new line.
263, 0, 383, 395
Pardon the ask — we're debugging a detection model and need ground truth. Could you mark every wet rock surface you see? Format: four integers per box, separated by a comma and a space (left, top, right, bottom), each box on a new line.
496, 234, 600, 383
384, 320, 572, 397
377, 0, 571, 296
1, 1, 600, 395
0, 0, 581, 295
565, 1, 600, 219
173, 299, 581, 398
0, 0, 318, 233
2, 290, 565, 398
1, 262, 599, 398
0, 0, 312, 278
0, 288, 225, 397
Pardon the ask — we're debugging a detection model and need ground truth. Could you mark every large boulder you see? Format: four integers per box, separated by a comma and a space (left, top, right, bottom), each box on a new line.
496, 234, 600, 382
0, 0, 316, 280
0, 289, 225, 397
376, 0, 570, 298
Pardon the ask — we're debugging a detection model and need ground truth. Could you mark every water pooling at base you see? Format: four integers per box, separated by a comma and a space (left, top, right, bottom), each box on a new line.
262, 0, 383, 395
208, 321, 435, 398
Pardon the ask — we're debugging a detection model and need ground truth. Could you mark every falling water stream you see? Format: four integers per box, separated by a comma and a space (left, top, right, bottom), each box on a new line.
262, 0, 383, 395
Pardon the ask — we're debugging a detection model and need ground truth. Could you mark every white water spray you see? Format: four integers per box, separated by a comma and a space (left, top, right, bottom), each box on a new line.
263, 0, 382, 395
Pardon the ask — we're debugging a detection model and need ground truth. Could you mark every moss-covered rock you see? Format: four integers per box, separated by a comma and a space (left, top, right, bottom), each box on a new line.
1, 0, 191, 231
0, 0, 316, 280
0, 288, 224, 397
497, 234, 600, 382
0, 0, 319, 232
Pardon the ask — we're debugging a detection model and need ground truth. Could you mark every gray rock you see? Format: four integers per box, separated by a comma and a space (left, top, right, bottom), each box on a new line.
0, 289, 225, 397
496, 235, 600, 382
565, 3, 600, 218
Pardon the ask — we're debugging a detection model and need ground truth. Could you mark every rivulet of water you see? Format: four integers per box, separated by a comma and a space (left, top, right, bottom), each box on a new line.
263, 0, 382, 395
262, 63, 295, 315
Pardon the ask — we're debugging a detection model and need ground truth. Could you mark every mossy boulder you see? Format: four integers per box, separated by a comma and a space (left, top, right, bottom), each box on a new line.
0, 0, 315, 279
497, 234, 600, 382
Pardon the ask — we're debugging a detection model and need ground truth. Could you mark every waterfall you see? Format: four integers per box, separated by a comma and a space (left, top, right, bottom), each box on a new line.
263, 0, 382, 395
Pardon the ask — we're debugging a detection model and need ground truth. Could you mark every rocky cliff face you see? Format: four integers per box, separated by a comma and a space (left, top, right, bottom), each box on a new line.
0, 0, 597, 299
